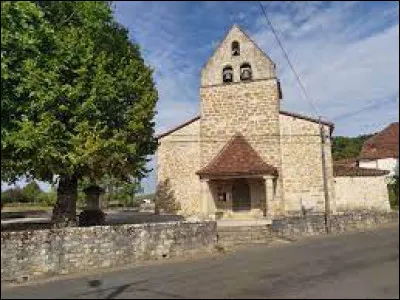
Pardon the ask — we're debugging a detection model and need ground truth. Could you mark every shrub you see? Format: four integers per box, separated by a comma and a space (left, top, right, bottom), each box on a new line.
36, 191, 57, 206
22, 181, 42, 203
388, 176, 399, 209
1, 187, 29, 203
154, 179, 180, 215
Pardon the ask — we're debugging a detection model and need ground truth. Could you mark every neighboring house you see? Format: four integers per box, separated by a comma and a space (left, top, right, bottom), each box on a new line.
156, 25, 390, 220
334, 158, 358, 168
358, 122, 399, 176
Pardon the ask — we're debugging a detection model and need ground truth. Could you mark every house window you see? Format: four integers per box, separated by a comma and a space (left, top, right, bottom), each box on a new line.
232, 41, 240, 56
222, 65, 233, 83
240, 63, 252, 81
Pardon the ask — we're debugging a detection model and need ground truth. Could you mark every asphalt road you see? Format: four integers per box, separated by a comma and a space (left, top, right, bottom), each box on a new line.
2, 225, 399, 299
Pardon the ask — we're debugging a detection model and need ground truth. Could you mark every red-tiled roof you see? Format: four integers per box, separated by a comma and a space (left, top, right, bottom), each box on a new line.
196, 133, 278, 178
359, 122, 399, 160
156, 110, 334, 139
333, 158, 358, 167
333, 165, 389, 177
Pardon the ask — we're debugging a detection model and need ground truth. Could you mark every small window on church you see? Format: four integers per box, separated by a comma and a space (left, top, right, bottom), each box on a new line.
232, 41, 240, 56
222, 66, 233, 83
240, 63, 252, 81
217, 192, 227, 202
217, 187, 227, 201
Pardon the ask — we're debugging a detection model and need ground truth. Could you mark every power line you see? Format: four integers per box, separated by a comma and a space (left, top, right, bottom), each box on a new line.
332, 95, 399, 122
258, 2, 320, 118
258, 2, 331, 231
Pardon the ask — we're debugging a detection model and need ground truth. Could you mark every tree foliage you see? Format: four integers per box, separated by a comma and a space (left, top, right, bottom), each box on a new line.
1, 2, 158, 224
1, 187, 30, 204
1, 184, 56, 206
331, 135, 372, 161
2, 1, 157, 182
388, 176, 399, 210
22, 181, 42, 202
154, 179, 181, 215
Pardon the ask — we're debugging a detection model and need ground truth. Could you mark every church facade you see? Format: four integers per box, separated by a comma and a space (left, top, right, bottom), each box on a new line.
156, 25, 390, 220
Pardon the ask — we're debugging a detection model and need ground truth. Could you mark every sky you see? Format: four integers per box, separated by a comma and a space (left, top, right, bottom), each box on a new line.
2, 1, 399, 193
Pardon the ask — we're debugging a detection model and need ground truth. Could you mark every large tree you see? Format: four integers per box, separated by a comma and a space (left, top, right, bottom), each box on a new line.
1, 1, 158, 226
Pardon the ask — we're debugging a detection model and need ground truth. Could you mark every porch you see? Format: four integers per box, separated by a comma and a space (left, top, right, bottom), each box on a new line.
196, 134, 279, 221
200, 175, 277, 221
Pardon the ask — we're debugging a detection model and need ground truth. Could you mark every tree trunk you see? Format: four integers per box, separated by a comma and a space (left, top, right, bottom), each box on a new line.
52, 174, 78, 227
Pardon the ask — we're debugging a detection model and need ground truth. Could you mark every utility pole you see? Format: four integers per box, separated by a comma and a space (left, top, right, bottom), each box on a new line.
319, 118, 331, 233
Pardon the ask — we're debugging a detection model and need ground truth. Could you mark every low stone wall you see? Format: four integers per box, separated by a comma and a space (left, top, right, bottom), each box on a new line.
334, 176, 391, 211
271, 210, 399, 237
1, 221, 217, 283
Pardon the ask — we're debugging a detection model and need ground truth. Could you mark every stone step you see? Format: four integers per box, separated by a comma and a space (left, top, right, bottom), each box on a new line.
216, 224, 274, 246
217, 226, 270, 232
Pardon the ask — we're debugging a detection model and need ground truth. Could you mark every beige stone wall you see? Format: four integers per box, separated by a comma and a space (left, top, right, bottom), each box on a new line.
200, 79, 284, 216
201, 25, 276, 87
334, 176, 390, 211
157, 25, 340, 219
279, 114, 335, 214
156, 119, 201, 217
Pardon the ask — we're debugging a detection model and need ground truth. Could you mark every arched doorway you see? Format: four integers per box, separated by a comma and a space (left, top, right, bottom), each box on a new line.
232, 179, 251, 211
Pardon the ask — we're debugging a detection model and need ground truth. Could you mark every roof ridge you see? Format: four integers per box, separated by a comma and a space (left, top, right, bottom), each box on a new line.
201, 24, 275, 72
197, 133, 242, 173
196, 133, 278, 177
156, 110, 335, 140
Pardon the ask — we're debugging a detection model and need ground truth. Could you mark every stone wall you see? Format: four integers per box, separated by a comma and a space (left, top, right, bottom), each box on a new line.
271, 211, 398, 237
157, 119, 201, 217
217, 211, 398, 247
199, 25, 283, 217
201, 25, 275, 87
200, 79, 283, 216
1, 221, 217, 283
279, 114, 335, 214
334, 176, 390, 211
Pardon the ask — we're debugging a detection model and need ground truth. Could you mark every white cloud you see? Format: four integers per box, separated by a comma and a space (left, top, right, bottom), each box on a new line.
252, 1, 399, 136
120, 1, 399, 191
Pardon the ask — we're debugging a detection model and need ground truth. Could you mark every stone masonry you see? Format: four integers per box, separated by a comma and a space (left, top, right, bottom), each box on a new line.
334, 175, 390, 211
156, 24, 390, 219
156, 118, 201, 217
2, 213, 397, 284
279, 114, 335, 214
1, 221, 217, 283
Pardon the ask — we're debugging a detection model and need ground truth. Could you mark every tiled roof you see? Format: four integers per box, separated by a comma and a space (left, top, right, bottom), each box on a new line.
334, 158, 358, 167
359, 122, 399, 160
196, 133, 278, 178
156, 110, 334, 139
333, 165, 389, 177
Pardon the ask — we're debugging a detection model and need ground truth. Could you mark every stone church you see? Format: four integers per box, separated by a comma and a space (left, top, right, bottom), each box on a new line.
156, 25, 390, 220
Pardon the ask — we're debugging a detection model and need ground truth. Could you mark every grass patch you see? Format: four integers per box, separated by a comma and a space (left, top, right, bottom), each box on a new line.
2, 205, 52, 212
